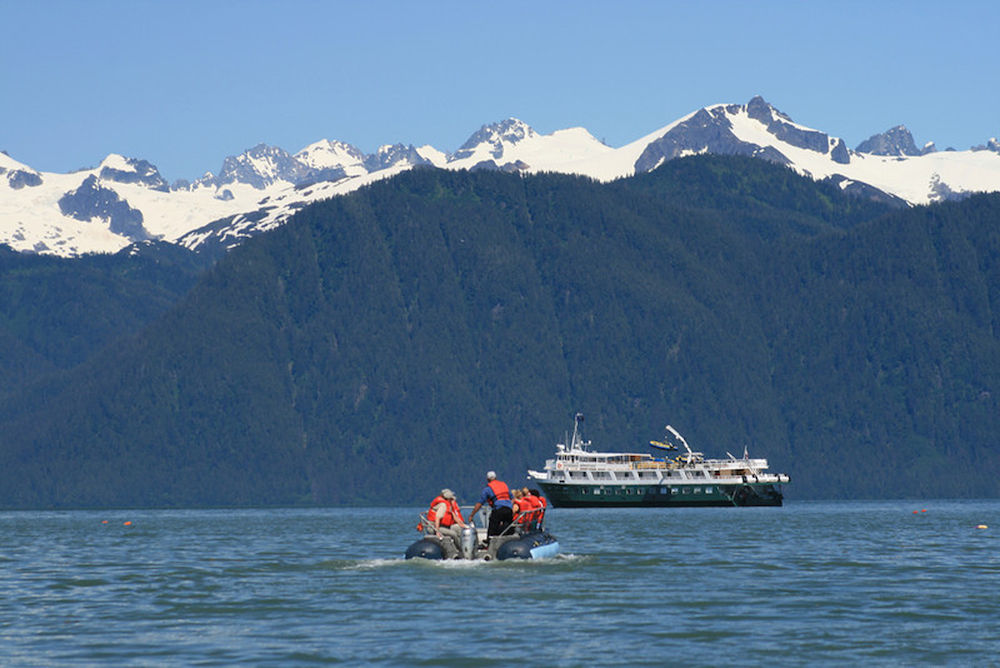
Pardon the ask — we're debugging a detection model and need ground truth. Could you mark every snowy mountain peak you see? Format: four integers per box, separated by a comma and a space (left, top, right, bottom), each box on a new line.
855, 125, 928, 157
5, 97, 1000, 258
97, 154, 170, 191
204, 143, 311, 190
295, 139, 366, 174
744, 95, 794, 124
452, 118, 538, 161
635, 95, 850, 173
363, 143, 434, 172
0, 151, 43, 189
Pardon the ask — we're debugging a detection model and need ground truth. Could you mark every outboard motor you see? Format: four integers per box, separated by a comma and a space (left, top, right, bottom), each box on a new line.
461, 525, 476, 560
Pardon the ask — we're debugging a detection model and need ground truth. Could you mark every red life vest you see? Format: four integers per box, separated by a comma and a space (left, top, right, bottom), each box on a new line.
449, 499, 465, 525
518, 495, 537, 513
487, 479, 510, 505
427, 496, 463, 527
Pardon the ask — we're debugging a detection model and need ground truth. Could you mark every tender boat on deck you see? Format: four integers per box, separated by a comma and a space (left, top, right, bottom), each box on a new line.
528, 414, 789, 508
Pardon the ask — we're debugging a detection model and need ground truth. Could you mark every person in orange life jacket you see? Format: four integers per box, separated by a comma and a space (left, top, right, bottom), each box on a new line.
516, 487, 541, 527
519, 486, 538, 509
426, 488, 467, 558
527, 488, 548, 526
511, 488, 525, 522
467, 471, 513, 542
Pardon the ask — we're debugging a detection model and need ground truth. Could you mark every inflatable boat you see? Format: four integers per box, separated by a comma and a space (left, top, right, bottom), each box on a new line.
405, 507, 559, 561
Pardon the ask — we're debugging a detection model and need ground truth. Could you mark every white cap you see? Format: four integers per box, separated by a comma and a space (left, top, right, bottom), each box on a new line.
486, 470, 496, 481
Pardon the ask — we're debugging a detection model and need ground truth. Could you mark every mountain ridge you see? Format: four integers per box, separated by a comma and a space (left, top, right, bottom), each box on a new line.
3, 96, 1000, 257
1, 157, 996, 507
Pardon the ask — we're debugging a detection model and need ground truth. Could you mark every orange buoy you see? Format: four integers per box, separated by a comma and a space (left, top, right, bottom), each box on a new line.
101, 520, 109, 524
123, 521, 132, 526
976, 524, 988, 530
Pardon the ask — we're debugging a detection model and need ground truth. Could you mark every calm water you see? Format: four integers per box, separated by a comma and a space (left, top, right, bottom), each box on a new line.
1, 501, 998, 666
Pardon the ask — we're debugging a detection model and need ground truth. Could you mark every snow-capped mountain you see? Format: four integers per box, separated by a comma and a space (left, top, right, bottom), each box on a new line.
3, 96, 1000, 257
295, 139, 367, 178
856, 125, 933, 157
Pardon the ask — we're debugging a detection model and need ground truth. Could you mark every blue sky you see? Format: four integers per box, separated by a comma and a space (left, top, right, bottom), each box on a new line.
3, 0, 998, 183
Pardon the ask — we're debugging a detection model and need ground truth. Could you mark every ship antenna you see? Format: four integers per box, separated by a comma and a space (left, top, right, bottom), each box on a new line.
572, 412, 585, 450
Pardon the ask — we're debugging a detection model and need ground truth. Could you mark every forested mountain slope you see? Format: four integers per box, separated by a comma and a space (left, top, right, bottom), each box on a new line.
0, 156, 996, 507
0, 242, 207, 390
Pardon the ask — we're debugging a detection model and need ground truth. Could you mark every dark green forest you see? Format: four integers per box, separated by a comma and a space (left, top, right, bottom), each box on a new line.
0, 241, 207, 389
0, 156, 997, 507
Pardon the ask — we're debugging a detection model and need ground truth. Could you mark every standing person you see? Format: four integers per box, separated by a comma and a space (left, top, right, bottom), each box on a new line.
426, 488, 466, 558
467, 471, 513, 543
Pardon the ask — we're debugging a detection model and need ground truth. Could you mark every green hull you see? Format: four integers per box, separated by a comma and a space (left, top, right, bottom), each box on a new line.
538, 481, 783, 508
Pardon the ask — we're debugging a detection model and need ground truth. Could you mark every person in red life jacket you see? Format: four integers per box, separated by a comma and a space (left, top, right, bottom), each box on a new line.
467, 471, 513, 543
521, 487, 545, 527
426, 488, 467, 558
521, 487, 549, 528
511, 488, 533, 527
511, 488, 527, 523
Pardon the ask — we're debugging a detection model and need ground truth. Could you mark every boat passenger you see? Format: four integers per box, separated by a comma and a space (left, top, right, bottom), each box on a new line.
510, 488, 527, 525
467, 471, 513, 543
515, 488, 541, 528
426, 488, 466, 559
523, 486, 543, 510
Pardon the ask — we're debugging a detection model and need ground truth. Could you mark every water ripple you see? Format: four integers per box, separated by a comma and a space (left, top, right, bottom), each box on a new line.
0, 502, 998, 665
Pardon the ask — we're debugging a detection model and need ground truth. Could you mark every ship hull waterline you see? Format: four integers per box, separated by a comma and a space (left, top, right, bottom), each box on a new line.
538, 481, 783, 508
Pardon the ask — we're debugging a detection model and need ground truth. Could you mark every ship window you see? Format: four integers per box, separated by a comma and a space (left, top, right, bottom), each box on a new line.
682, 488, 690, 494
660, 487, 668, 494
671, 488, 678, 495
694, 487, 701, 493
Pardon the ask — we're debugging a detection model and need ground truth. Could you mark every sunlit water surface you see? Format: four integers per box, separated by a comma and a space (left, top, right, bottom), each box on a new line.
1, 501, 997, 665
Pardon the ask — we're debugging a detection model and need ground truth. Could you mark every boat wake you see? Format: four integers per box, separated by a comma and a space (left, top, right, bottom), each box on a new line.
348, 552, 586, 570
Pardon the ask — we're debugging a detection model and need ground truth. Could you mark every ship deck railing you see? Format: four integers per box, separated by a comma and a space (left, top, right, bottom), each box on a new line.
550, 458, 772, 473
547, 471, 788, 485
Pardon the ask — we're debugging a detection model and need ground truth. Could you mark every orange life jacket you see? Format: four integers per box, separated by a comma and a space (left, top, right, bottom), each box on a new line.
427, 496, 463, 527
487, 479, 510, 505
512, 497, 529, 523
518, 496, 536, 513
526, 494, 545, 523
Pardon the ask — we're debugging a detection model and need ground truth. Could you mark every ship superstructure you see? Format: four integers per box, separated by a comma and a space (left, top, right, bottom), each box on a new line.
528, 414, 788, 507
